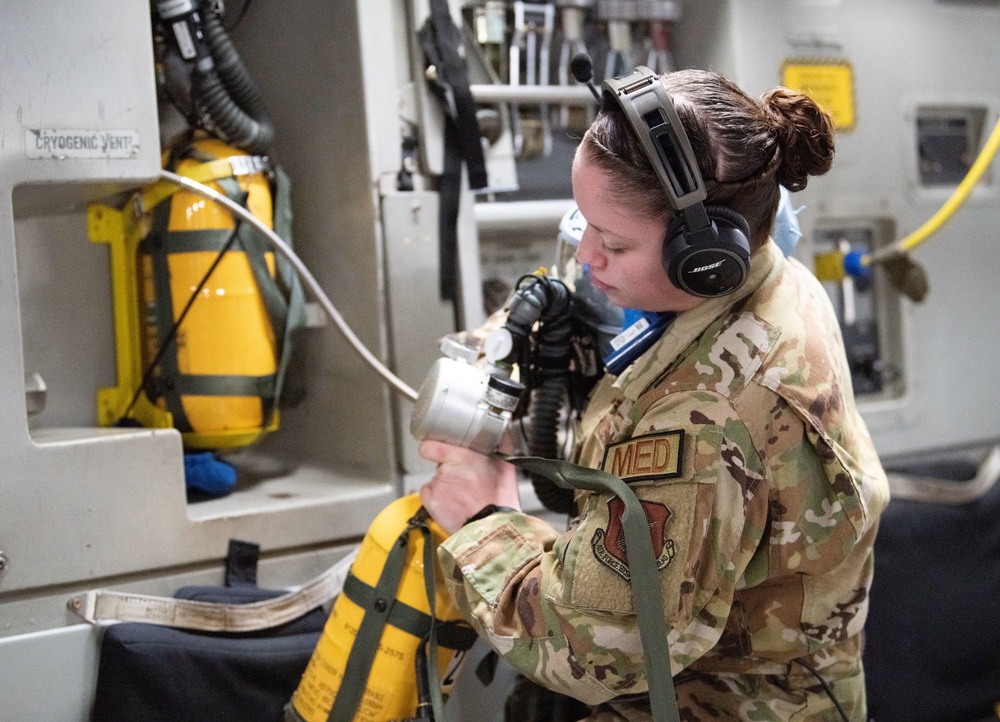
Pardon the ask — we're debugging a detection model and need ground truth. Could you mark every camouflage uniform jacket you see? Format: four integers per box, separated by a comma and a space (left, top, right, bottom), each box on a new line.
437, 242, 890, 718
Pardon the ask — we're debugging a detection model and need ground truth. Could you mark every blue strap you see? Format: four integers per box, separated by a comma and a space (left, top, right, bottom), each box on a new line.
603, 311, 675, 376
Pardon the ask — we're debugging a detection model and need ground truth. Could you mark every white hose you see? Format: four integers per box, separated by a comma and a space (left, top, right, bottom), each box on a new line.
159, 169, 419, 401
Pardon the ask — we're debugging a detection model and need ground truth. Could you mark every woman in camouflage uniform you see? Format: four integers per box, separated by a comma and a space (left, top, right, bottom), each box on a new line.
419, 68, 889, 721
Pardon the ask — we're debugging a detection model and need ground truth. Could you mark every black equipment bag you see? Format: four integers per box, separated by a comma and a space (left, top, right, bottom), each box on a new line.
91, 542, 326, 722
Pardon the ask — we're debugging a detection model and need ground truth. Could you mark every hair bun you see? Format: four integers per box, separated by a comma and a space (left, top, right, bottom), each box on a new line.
762, 87, 835, 192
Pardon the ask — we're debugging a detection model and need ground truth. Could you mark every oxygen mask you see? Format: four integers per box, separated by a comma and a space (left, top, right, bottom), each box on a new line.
554, 205, 624, 358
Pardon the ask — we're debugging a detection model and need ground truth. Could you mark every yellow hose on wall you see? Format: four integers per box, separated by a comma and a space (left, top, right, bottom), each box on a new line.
866, 115, 1000, 265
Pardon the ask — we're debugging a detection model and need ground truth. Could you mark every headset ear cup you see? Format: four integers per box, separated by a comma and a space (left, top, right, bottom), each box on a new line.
663, 204, 752, 298
704, 204, 751, 246
662, 215, 688, 285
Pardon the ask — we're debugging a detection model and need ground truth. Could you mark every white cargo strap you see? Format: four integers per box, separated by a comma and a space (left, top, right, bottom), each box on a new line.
67, 547, 357, 633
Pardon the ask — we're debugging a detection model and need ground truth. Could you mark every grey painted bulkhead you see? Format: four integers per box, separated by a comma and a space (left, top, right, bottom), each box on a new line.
2, 0, 1000, 719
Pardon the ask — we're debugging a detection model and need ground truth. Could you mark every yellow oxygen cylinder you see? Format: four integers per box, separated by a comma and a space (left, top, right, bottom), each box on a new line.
138, 137, 279, 450
288, 494, 475, 722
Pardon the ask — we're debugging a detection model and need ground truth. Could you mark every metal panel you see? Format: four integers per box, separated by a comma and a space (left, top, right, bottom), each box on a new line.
0, 0, 401, 638
382, 190, 456, 475
0, 626, 101, 722
676, 0, 1000, 458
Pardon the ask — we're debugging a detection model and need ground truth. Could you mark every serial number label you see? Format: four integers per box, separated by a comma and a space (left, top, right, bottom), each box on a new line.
25, 129, 140, 159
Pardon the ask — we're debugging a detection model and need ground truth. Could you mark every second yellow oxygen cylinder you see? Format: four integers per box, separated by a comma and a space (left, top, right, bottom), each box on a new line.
288, 494, 475, 722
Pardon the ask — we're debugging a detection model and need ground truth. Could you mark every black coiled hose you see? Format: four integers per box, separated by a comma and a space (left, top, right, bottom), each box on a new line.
195, 7, 275, 153
527, 373, 575, 514
507, 276, 577, 515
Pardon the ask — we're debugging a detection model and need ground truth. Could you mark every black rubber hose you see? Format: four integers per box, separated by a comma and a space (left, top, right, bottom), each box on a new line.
527, 373, 575, 514
197, 8, 274, 153
521, 278, 576, 515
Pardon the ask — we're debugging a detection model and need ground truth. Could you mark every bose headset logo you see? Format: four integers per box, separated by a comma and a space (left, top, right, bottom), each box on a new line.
690, 260, 725, 273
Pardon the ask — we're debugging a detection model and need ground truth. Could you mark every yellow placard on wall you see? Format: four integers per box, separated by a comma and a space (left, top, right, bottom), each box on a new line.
781, 60, 856, 131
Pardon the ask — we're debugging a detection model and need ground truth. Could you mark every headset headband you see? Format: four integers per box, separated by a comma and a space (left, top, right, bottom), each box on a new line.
601, 67, 706, 210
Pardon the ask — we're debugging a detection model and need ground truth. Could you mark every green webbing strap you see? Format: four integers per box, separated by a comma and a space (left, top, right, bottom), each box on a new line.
237, 221, 289, 342
340, 571, 477, 651
326, 516, 417, 722
157, 229, 243, 253
417, 521, 447, 722
235, 221, 288, 418
215, 168, 306, 414
148, 199, 195, 433
174, 373, 276, 398
273, 166, 294, 241
496, 454, 682, 722
215, 175, 242, 200
270, 167, 307, 409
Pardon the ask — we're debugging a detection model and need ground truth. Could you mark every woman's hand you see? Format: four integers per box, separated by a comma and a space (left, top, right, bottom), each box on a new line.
417, 439, 521, 535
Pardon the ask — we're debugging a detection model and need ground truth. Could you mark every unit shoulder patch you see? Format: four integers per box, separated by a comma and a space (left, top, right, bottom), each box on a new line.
591, 496, 676, 582
600, 430, 684, 483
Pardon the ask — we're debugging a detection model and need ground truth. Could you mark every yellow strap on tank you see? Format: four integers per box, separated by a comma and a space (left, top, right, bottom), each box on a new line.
136, 156, 267, 216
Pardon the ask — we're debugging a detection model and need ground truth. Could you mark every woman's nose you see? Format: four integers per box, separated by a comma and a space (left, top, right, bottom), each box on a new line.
575, 227, 602, 268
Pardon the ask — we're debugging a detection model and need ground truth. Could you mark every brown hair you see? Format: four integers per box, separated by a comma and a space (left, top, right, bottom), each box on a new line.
580, 69, 835, 251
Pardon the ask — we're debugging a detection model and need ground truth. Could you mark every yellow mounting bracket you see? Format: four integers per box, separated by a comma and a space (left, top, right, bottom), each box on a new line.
88, 201, 176, 433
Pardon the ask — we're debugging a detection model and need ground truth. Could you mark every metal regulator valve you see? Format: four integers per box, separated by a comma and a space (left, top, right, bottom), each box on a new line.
410, 271, 573, 457
409, 335, 525, 455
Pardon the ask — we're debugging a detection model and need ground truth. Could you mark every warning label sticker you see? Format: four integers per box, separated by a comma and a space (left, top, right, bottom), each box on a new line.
25, 129, 140, 159
781, 60, 856, 131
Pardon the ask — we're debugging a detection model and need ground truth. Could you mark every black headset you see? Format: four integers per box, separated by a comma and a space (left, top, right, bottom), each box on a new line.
602, 67, 751, 298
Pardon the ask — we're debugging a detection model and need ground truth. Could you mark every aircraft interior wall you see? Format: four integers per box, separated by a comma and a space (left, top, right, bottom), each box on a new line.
1, 0, 999, 719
